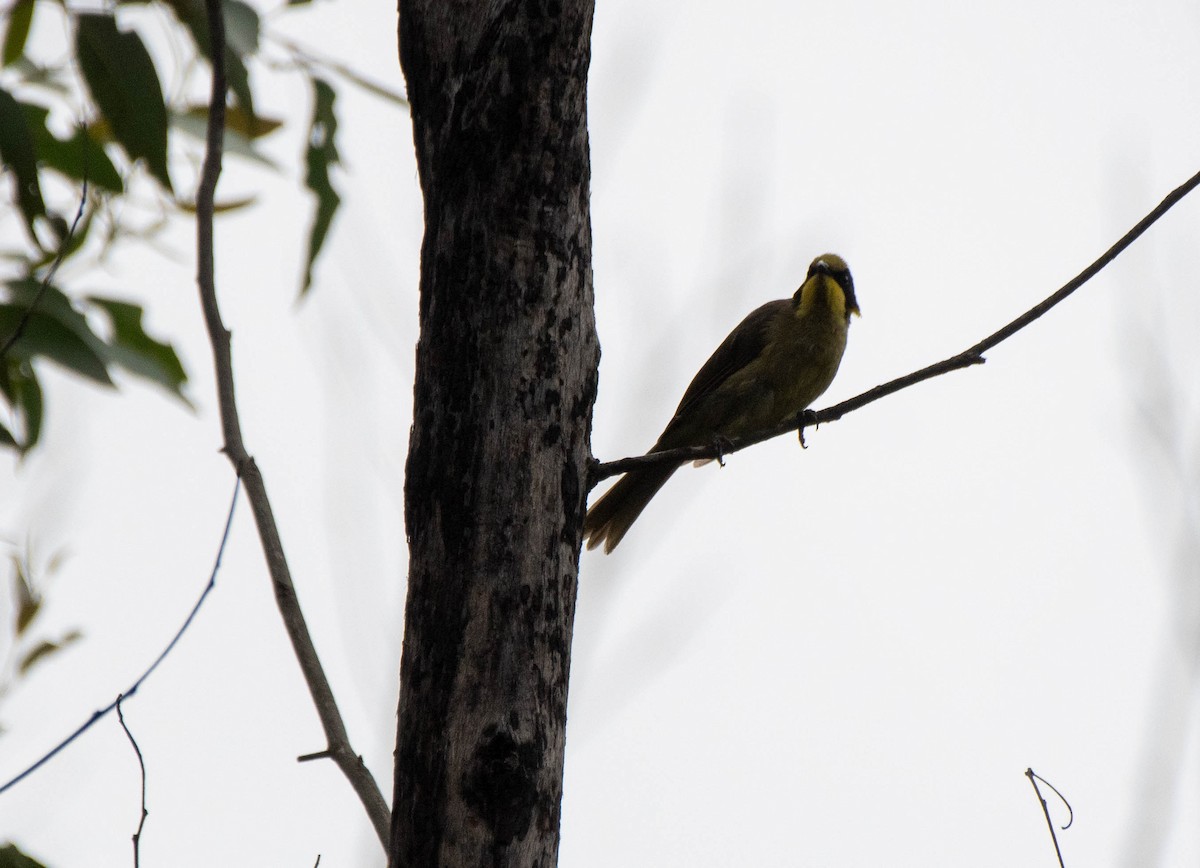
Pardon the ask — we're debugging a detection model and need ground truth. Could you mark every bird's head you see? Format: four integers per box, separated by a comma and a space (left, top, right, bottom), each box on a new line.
806, 253, 860, 320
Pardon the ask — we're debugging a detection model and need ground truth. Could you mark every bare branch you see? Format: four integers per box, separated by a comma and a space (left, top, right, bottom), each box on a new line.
116, 695, 148, 868
591, 167, 1200, 487
0, 480, 239, 796
1026, 767, 1071, 868
195, 0, 389, 846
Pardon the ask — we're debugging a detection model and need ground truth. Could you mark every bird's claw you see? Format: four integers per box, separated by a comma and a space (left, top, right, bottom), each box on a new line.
797, 409, 819, 449
711, 434, 734, 467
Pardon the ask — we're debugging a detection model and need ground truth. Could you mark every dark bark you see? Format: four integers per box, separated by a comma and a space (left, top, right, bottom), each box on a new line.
391, 2, 598, 866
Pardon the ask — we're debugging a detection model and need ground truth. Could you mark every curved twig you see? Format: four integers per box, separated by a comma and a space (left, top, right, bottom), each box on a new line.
196, 0, 389, 847
0, 481, 240, 796
1026, 767, 1070, 868
591, 167, 1200, 487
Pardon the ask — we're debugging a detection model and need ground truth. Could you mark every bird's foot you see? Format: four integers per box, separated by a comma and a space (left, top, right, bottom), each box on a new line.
711, 434, 735, 467
797, 409, 819, 449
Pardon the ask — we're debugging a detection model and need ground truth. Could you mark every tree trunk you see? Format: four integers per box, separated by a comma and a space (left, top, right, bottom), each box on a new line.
391, 2, 597, 866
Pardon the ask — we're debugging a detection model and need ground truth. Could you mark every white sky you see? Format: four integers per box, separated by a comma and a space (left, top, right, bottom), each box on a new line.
3, 1, 1200, 866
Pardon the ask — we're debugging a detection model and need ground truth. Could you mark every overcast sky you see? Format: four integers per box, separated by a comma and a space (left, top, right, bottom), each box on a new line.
4, 1, 1200, 866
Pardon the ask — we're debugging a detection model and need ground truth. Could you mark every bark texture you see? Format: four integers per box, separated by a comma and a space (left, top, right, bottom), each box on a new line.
392, 2, 597, 866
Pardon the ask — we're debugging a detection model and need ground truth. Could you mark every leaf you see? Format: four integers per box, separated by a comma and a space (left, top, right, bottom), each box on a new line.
0, 282, 113, 386
170, 109, 278, 169
87, 296, 189, 400
21, 206, 93, 275
0, 362, 44, 453
175, 194, 258, 214
13, 558, 39, 634
2, 0, 35, 68
0, 85, 47, 236
5, 279, 106, 355
20, 103, 124, 193
0, 307, 111, 385
223, 0, 260, 57
75, 14, 171, 192
319, 56, 409, 109
9, 363, 43, 451
18, 631, 82, 675
164, 0, 256, 120
301, 77, 340, 296
183, 104, 281, 140
0, 842, 52, 868
223, 48, 256, 124
53, 127, 123, 193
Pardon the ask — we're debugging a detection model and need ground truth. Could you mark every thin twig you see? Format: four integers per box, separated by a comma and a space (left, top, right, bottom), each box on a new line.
0, 480, 240, 796
268, 33, 409, 108
0, 180, 89, 359
1026, 767, 1071, 867
196, 0, 389, 846
116, 694, 149, 868
591, 167, 1200, 486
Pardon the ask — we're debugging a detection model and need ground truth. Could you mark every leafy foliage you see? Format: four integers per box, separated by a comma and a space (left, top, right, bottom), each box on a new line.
301, 77, 341, 296
75, 14, 172, 191
0, 0, 406, 455
1, 545, 81, 730
0, 843, 50, 868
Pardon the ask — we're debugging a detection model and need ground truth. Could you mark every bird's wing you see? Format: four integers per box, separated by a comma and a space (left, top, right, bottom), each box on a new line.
670, 299, 786, 419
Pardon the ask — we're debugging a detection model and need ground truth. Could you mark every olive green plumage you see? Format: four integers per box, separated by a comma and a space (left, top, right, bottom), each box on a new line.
585, 253, 860, 553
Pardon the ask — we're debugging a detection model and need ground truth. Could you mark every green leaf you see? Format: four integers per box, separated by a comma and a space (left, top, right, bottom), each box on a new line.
0, 306, 111, 385
17, 631, 82, 675
223, 0, 260, 57
2, 0, 35, 67
20, 103, 124, 193
87, 296, 189, 401
164, 0, 256, 121
224, 48, 255, 124
5, 279, 106, 353
12, 361, 43, 450
183, 104, 281, 140
0, 282, 113, 385
0, 842, 52, 868
2, 357, 46, 451
75, 14, 171, 192
53, 127, 123, 193
0, 85, 47, 236
301, 77, 340, 296
170, 109, 279, 169
13, 558, 39, 634
175, 194, 258, 214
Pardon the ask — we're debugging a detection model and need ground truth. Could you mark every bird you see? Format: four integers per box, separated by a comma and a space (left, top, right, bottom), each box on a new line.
584, 253, 860, 553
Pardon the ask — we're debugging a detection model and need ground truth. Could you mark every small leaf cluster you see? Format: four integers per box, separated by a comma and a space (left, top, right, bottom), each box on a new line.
0, 543, 81, 733
0, 0, 401, 454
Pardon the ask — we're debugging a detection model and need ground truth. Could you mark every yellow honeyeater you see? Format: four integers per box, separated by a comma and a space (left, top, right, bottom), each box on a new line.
584, 253, 860, 553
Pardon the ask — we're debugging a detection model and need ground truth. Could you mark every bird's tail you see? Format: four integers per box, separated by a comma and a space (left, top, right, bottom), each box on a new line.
584, 463, 679, 553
